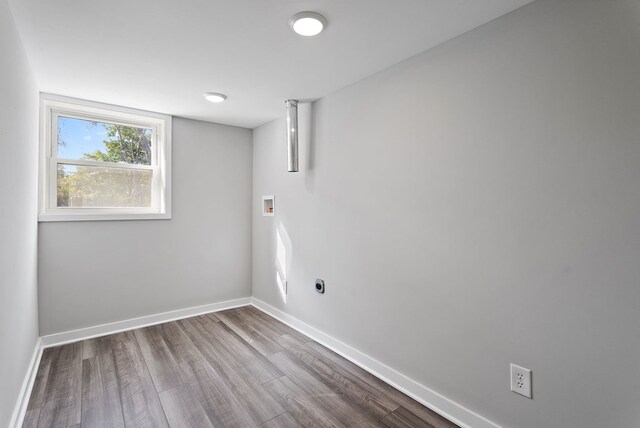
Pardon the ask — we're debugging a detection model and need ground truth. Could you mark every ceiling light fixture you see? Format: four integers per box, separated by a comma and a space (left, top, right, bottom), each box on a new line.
289, 12, 327, 37
203, 92, 227, 103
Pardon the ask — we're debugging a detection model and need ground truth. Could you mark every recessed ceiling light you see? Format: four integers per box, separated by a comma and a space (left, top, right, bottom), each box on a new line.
289, 12, 327, 37
203, 92, 227, 103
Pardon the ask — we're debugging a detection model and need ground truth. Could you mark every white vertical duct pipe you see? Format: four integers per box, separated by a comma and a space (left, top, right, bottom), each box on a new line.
285, 99, 299, 172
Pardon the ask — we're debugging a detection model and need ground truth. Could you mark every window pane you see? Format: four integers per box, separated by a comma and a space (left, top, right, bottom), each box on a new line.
57, 116, 152, 165
57, 164, 153, 208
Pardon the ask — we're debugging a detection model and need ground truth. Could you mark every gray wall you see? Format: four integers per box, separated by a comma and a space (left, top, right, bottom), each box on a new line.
252, 1, 640, 427
0, 0, 39, 425
39, 118, 252, 335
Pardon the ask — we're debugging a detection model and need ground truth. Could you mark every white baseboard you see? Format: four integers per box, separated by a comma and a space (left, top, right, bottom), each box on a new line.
40, 296, 252, 348
10, 338, 43, 428
250, 297, 501, 428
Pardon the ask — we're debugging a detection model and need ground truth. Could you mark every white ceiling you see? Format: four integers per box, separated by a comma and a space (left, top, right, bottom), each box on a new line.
9, 0, 534, 129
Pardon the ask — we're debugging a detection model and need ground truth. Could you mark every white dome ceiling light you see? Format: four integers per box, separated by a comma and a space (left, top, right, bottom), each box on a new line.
203, 92, 227, 103
289, 12, 327, 37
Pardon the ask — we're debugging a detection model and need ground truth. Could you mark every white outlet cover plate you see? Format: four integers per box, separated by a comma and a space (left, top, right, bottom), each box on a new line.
510, 363, 532, 399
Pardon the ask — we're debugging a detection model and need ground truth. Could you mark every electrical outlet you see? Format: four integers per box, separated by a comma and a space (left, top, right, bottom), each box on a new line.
510, 364, 532, 398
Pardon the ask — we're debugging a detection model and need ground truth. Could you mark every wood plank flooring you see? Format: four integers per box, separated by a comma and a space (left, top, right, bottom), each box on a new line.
24, 306, 458, 428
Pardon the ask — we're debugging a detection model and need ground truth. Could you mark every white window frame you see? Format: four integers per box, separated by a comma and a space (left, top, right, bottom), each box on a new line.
39, 94, 172, 221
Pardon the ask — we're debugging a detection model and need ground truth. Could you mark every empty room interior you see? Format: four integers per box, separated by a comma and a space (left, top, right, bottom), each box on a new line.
2, 0, 640, 427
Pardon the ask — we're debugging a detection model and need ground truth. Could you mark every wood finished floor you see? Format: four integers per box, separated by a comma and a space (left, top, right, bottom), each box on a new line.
24, 306, 458, 428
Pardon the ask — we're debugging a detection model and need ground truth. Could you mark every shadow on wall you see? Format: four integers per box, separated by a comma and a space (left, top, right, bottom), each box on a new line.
276, 222, 293, 303
300, 102, 316, 192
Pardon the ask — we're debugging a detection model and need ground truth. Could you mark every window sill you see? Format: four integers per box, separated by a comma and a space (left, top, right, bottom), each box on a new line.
38, 212, 171, 222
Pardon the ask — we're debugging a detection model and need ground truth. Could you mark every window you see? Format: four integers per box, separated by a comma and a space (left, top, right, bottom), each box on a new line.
39, 95, 171, 221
